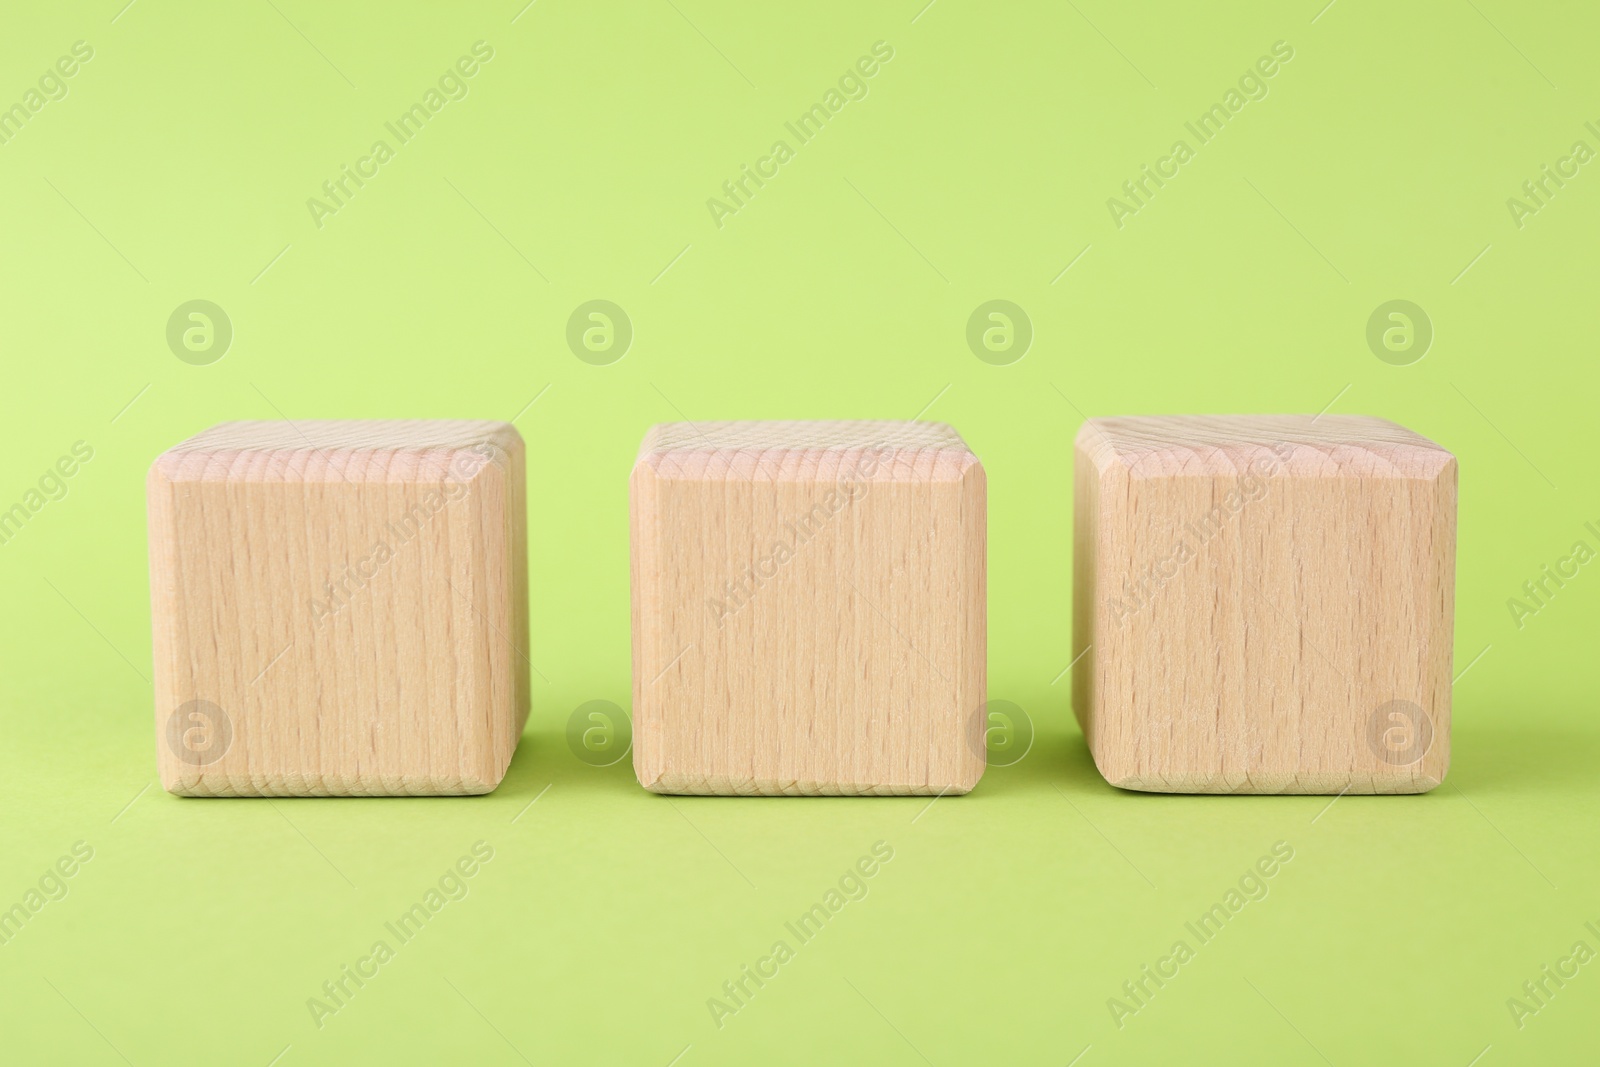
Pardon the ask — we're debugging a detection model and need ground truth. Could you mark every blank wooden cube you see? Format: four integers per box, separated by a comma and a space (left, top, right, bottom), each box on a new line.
1073, 415, 1456, 794
147, 420, 528, 796
630, 421, 986, 796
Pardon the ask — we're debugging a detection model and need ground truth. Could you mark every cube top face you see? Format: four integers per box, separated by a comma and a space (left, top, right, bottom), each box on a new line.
1077, 415, 1455, 480
631, 420, 986, 796
1073, 415, 1456, 795
636, 420, 979, 481
148, 420, 529, 797
153, 419, 521, 483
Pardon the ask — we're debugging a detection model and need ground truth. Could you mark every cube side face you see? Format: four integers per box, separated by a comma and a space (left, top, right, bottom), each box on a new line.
1089, 449, 1455, 794
1071, 433, 1107, 739
149, 438, 523, 797
1418, 458, 1457, 787
503, 436, 531, 742
631, 449, 985, 796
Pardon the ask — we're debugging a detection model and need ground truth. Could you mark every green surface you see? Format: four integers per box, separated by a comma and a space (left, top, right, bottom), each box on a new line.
2, 1, 1596, 1063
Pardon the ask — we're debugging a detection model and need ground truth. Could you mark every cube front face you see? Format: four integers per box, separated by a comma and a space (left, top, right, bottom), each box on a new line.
1073, 415, 1456, 794
631, 421, 986, 796
148, 421, 528, 797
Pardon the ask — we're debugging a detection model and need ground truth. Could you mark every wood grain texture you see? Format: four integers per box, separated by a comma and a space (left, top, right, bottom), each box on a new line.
630, 420, 986, 796
1072, 415, 1456, 794
147, 420, 528, 797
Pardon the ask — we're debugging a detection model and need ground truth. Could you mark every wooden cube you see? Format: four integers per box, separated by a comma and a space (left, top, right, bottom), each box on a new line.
1072, 415, 1456, 794
147, 420, 528, 796
630, 421, 986, 795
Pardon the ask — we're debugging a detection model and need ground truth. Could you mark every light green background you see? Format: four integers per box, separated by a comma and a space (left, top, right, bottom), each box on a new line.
1, 1, 1596, 1063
